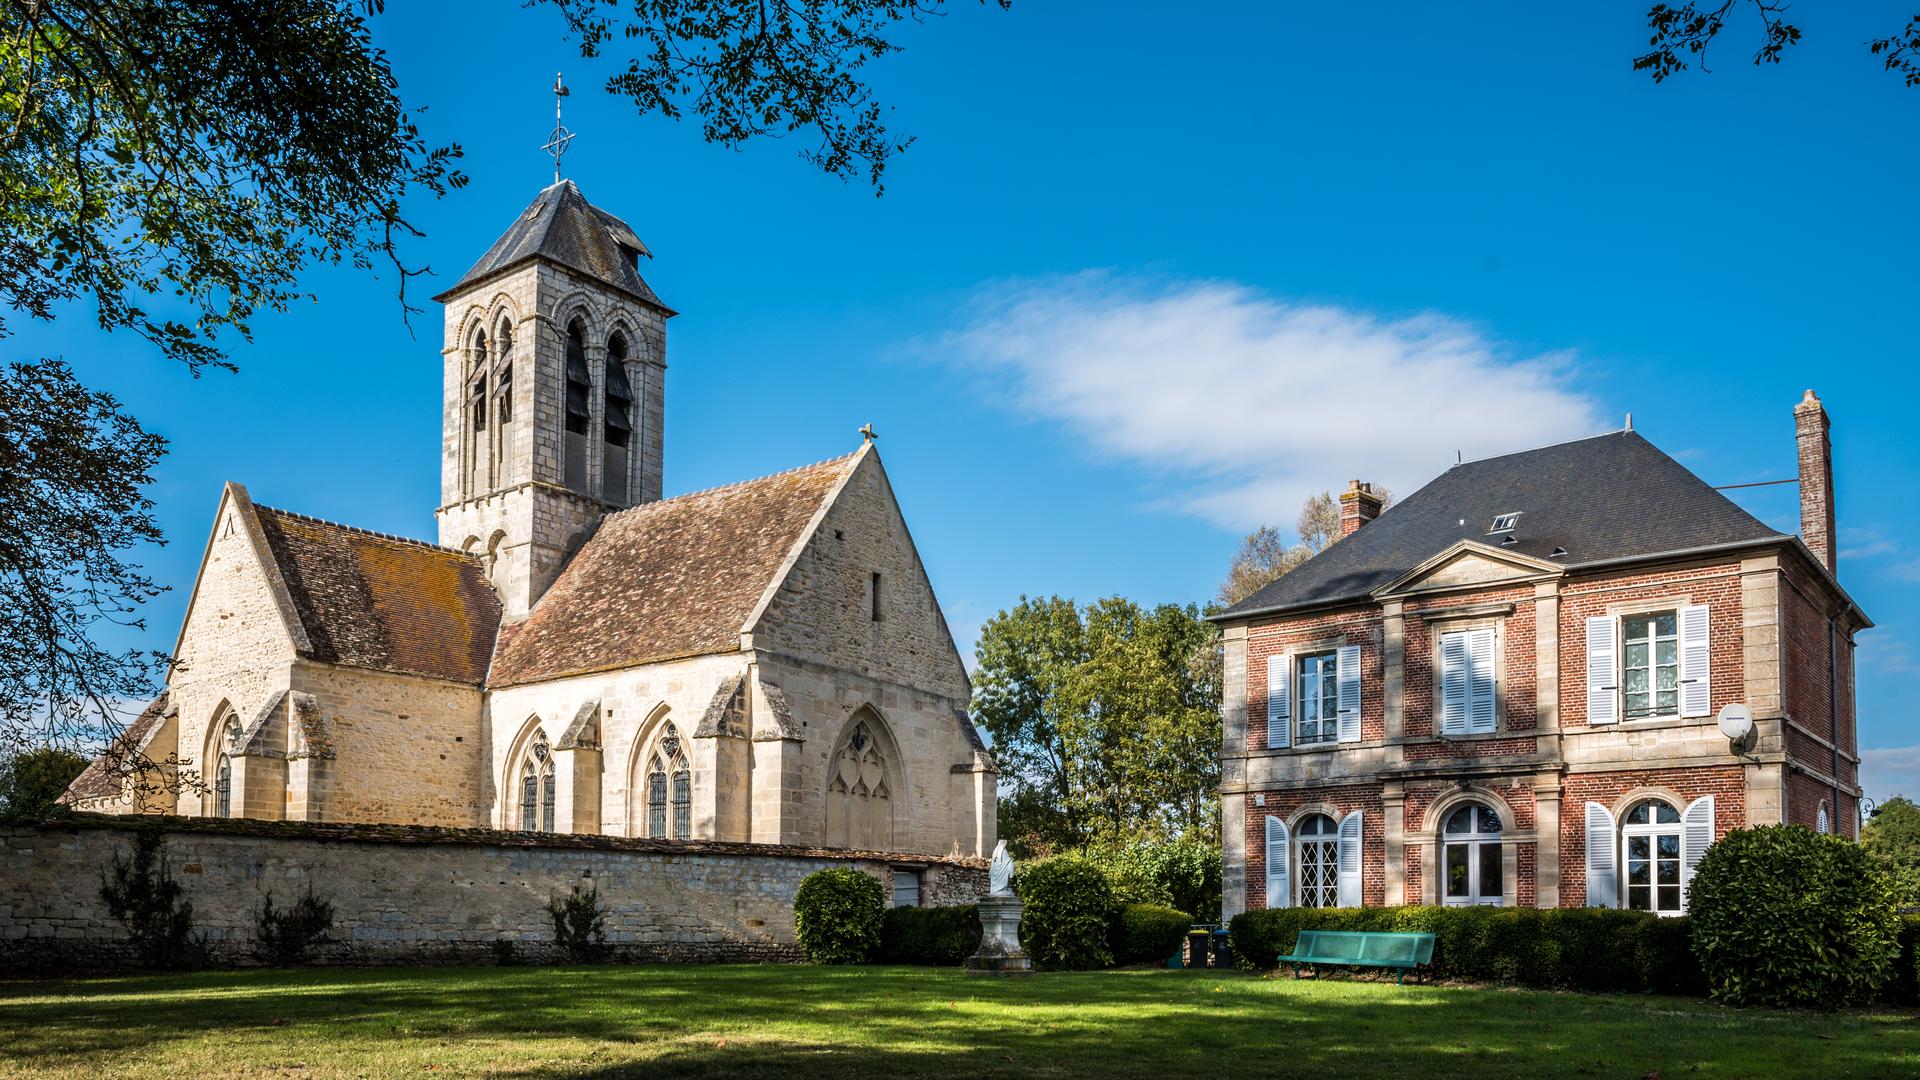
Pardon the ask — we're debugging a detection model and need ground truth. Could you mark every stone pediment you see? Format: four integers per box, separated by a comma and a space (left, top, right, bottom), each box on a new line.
1371, 541, 1562, 599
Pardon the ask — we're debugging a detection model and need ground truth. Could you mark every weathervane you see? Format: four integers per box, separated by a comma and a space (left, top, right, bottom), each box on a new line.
541, 72, 575, 184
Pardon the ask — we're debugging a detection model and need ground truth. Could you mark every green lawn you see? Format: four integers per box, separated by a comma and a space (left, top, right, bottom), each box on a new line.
0, 965, 1913, 1079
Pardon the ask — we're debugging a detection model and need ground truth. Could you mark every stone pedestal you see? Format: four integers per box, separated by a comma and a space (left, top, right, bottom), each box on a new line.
965, 894, 1032, 976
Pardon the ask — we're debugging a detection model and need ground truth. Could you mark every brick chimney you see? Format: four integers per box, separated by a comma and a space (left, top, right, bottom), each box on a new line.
1339, 480, 1385, 538
1794, 389, 1836, 575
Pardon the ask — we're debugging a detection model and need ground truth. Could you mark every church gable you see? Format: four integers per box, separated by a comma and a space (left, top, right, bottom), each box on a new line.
171, 483, 306, 680
747, 446, 969, 701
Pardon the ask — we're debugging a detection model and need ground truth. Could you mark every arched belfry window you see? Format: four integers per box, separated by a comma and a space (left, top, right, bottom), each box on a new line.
466, 328, 490, 494
492, 320, 514, 477
210, 709, 240, 818
603, 332, 633, 503
644, 722, 691, 840
520, 734, 556, 833
563, 319, 591, 491
826, 715, 893, 850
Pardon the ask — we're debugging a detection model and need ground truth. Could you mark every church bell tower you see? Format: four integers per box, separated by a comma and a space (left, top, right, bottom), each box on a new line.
431, 179, 672, 618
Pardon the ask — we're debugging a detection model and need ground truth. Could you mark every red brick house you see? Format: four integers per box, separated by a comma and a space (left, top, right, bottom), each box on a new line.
1212, 391, 1867, 918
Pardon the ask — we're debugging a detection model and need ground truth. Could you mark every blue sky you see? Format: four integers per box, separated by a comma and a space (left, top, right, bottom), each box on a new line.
18, 2, 1920, 799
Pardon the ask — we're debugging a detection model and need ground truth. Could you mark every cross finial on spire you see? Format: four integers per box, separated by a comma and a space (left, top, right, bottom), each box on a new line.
859, 422, 877, 443
541, 72, 575, 184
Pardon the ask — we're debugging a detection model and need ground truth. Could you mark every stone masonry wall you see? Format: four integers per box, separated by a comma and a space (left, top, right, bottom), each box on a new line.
0, 816, 986, 973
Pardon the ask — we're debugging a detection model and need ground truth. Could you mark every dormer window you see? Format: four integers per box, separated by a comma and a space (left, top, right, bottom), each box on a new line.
1489, 512, 1521, 534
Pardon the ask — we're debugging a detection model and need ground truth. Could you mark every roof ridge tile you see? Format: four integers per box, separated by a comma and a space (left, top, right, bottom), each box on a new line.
253, 504, 479, 560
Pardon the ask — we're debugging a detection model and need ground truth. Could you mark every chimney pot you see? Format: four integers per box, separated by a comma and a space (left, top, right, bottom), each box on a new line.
1794, 389, 1836, 575
1339, 480, 1385, 538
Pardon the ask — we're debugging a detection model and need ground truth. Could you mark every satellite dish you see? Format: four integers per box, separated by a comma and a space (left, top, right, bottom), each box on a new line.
1717, 703, 1754, 741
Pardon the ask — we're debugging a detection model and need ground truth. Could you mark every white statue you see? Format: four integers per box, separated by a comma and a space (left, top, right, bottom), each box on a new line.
988, 840, 1014, 896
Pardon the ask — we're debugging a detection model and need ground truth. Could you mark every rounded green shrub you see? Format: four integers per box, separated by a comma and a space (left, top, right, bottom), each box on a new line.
1689, 824, 1903, 1008
1016, 853, 1116, 970
879, 905, 982, 965
794, 868, 885, 964
1110, 902, 1192, 965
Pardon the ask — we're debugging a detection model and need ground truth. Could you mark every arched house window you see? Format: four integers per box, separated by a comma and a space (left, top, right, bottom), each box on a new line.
1440, 802, 1503, 907
603, 332, 633, 503
1584, 793, 1714, 916
518, 733, 556, 833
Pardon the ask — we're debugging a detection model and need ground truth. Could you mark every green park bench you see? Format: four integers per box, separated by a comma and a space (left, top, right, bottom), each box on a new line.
1276, 930, 1435, 985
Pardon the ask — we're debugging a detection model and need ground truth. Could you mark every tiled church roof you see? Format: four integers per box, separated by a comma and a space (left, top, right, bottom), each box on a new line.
490, 452, 859, 687
1217, 430, 1788, 620
254, 507, 502, 686
435, 179, 671, 312
62, 692, 173, 803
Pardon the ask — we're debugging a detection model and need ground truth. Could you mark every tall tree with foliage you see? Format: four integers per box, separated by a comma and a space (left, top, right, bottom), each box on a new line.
1864, 796, 1920, 906
0, 745, 89, 821
1633, 4, 1919, 89
0, 0, 1005, 776
1217, 488, 1391, 607
973, 596, 1219, 856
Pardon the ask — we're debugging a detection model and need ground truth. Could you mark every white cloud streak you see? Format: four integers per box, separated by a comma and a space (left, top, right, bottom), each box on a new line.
939, 273, 1608, 529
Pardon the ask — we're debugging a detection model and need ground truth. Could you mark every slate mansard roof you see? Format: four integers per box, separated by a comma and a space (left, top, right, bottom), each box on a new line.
489, 451, 862, 687
1218, 430, 1794, 621
251, 504, 504, 686
434, 179, 671, 312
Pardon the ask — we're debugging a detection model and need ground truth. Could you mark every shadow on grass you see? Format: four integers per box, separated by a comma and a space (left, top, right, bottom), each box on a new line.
0, 965, 1914, 1079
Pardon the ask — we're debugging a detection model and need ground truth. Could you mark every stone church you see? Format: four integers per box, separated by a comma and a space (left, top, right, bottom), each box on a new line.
68, 180, 997, 860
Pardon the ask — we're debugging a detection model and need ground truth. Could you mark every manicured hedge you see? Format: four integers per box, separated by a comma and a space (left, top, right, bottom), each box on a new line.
1228, 905, 1701, 994
1016, 853, 1117, 970
1110, 903, 1192, 966
879, 904, 982, 966
1690, 825, 1904, 1008
794, 868, 885, 965
1891, 915, 1920, 1006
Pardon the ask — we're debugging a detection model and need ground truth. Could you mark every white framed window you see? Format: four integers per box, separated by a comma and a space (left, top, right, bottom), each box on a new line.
1622, 612, 1679, 720
1439, 627, 1497, 735
1441, 803, 1503, 906
1489, 512, 1520, 533
1816, 803, 1830, 834
1297, 651, 1339, 745
1294, 814, 1339, 908
1621, 799, 1683, 915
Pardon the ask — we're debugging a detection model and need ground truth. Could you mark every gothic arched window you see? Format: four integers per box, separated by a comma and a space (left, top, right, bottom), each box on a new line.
210, 709, 240, 818
466, 328, 490, 494
645, 722, 691, 840
603, 332, 633, 503
520, 734, 556, 833
826, 716, 892, 850
563, 319, 592, 490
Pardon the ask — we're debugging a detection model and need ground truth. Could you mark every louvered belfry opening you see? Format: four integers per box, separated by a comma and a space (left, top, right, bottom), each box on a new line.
603, 332, 633, 504
563, 319, 592, 491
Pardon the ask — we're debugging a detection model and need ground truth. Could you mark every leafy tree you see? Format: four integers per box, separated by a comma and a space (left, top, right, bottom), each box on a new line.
1217, 488, 1391, 607
0, 361, 167, 766
1633, 4, 1919, 89
973, 596, 1219, 856
1865, 796, 1920, 906
0, 745, 88, 821
541, 0, 1011, 193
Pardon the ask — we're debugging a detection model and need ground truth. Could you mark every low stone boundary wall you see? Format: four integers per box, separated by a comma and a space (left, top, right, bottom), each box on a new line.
0, 815, 986, 973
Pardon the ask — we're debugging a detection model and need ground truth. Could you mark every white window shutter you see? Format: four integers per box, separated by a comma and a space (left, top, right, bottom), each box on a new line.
1264, 815, 1290, 909
1468, 627, 1497, 735
1336, 810, 1364, 907
1584, 802, 1618, 908
1678, 604, 1711, 718
1336, 643, 1362, 744
1439, 632, 1469, 736
1586, 616, 1618, 725
1266, 654, 1291, 749
1681, 794, 1715, 908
